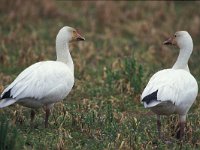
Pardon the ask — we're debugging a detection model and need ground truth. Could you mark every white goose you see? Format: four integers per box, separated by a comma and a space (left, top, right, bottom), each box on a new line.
141, 31, 198, 139
0, 26, 85, 127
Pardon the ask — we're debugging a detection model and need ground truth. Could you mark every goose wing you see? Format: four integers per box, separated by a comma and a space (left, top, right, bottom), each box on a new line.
141, 69, 198, 108
0, 61, 74, 107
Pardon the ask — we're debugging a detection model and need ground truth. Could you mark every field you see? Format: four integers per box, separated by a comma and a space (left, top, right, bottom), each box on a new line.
0, 1, 200, 149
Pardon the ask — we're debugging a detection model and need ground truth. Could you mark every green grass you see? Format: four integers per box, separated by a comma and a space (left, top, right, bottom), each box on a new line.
0, 1, 200, 149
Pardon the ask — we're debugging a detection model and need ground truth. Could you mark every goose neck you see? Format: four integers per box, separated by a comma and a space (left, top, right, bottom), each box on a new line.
172, 48, 192, 71
56, 39, 74, 74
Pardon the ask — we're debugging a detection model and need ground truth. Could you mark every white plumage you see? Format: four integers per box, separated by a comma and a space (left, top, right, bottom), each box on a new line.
1, 61, 74, 108
142, 69, 198, 114
0, 26, 85, 127
141, 31, 198, 139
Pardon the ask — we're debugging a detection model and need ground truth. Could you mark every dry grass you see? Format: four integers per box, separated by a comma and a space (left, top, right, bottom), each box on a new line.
0, 1, 200, 149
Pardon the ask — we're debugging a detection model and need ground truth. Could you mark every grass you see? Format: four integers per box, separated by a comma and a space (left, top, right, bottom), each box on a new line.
0, 1, 200, 149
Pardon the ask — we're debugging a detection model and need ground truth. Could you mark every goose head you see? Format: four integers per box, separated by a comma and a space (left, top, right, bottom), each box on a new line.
56, 26, 85, 43
163, 31, 193, 50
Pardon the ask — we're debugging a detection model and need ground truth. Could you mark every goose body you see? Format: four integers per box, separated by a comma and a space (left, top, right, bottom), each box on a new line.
141, 31, 198, 139
142, 69, 198, 116
0, 26, 85, 127
1, 61, 74, 108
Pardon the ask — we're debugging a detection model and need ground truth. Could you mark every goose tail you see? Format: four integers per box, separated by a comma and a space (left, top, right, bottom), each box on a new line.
0, 98, 17, 108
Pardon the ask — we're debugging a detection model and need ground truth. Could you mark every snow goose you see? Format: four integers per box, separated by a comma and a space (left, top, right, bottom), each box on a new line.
141, 31, 198, 139
0, 26, 85, 127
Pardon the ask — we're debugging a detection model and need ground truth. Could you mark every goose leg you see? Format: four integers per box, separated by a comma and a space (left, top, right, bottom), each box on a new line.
45, 106, 50, 128
179, 122, 185, 139
176, 115, 186, 140
30, 109, 35, 124
44, 104, 54, 128
157, 115, 162, 138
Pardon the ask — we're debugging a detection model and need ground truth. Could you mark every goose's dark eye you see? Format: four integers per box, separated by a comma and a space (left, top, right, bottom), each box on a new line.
174, 34, 177, 37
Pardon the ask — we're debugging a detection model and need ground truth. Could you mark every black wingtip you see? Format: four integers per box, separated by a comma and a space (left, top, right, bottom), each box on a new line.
142, 90, 158, 104
1, 89, 12, 99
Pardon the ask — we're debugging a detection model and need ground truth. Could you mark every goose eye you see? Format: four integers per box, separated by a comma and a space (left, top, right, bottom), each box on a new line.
174, 34, 177, 37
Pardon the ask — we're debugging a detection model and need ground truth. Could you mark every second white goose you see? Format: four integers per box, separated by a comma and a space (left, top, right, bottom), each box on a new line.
141, 31, 198, 139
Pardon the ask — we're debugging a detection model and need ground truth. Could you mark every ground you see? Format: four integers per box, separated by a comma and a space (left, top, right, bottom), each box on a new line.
0, 1, 200, 149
